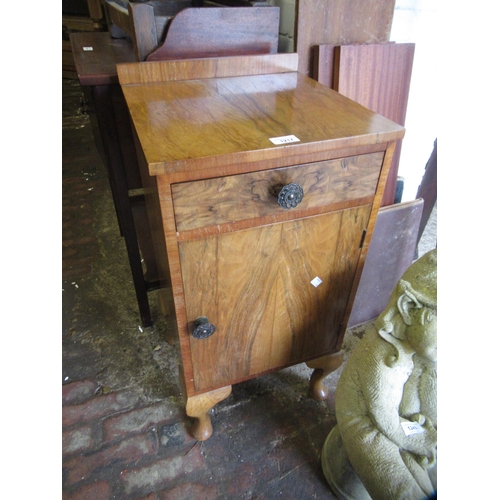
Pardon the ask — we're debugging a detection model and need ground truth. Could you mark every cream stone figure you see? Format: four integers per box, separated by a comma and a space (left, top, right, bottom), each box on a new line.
322, 249, 437, 500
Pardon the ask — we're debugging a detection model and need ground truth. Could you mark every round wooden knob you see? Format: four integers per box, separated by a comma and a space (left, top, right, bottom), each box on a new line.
192, 317, 216, 339
277, 183, 304, 210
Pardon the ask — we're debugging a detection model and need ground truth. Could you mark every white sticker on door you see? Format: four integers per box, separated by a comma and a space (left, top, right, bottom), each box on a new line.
310, 277, 323, 287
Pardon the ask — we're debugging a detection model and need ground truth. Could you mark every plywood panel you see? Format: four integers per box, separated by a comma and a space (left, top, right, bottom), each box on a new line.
312, 44, 335, 87
313, 42, 415, 206
333, 43, 415, 206
347, 199, 423, 327
295, 0, 395, 76
333, 43, 414, 126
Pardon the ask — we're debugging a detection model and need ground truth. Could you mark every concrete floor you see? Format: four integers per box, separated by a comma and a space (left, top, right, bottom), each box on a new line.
62, 78, 436, 500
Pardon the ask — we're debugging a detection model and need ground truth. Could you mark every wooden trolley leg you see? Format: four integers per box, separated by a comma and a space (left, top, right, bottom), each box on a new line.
186, 385, 232, 441
306, 352, 344, 401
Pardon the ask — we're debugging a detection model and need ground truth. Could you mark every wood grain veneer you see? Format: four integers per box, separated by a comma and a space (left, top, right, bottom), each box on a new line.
117, 53, 299, 85
118, 60, 404, 177
180, 206, 371, 392
172, 152, 384, 232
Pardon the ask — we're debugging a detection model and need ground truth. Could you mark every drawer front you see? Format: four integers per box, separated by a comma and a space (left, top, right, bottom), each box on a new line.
172, 151, 383, 232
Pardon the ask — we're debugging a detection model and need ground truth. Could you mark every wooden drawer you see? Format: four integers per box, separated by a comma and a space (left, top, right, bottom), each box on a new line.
172, 151, 384, 232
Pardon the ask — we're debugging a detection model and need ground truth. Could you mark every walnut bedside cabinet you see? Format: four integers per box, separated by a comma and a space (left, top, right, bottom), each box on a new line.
117, 53, 405, 441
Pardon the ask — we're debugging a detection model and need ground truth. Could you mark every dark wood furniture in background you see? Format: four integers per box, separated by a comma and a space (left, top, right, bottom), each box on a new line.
117, 53, 405, 440
104, 0, 278, 60
63, 0, 104, 78
70, 32, 155, 324
104, 0, 193, 59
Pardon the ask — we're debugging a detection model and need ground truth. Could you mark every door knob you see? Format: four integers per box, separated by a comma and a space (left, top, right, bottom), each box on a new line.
192, 316, 216, 339
277, 183, 304, 210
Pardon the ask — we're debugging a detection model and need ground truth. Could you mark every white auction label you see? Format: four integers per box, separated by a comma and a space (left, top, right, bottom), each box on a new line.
401, 421, 425, 436
83, 46, 94, 51
269, 135, 300, 145
310, 277, 323, 288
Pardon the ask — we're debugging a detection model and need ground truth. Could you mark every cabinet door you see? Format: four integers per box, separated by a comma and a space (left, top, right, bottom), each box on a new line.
178, 206, 370, 392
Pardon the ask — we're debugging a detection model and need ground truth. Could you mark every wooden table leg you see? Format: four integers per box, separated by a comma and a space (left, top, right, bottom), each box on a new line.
158, 287, 178, 346
186, 386, 232, 441
306, 352, 344, 401
89, 84, 153, 327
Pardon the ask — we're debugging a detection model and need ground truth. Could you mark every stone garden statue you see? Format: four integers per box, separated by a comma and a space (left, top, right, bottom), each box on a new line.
322, 248, 437, 500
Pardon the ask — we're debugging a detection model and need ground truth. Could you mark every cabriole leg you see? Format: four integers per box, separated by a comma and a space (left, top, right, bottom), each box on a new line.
306, 352, 344, 401
186, 385, 232, 441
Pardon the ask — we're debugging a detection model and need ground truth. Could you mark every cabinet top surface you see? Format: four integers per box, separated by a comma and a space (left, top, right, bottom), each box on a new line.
121, 70, 404, 176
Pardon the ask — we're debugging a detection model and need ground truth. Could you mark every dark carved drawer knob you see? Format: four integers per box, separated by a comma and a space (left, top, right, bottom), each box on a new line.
192, 316, 216, 339
277, 183, 304, 210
